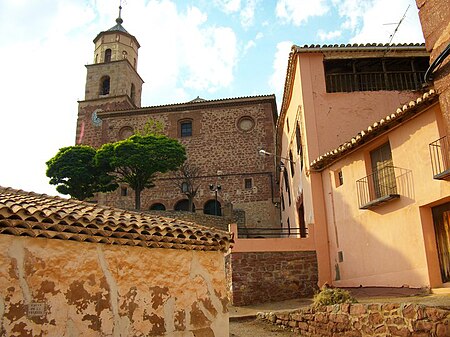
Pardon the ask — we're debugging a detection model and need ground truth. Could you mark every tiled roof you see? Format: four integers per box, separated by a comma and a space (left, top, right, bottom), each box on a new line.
0, 187, 233, 252
309, 89, 438, 171
97, 94, 278, 120
292, 43, 425, 53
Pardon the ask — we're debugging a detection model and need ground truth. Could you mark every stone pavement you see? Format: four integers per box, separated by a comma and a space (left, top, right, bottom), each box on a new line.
229, 287, 450, 321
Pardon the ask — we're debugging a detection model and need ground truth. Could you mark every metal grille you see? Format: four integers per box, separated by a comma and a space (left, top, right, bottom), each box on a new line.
429, 136, 450, 179
238, 227, 308, 238
356, 166, 410, 209
326, 71, 425, 93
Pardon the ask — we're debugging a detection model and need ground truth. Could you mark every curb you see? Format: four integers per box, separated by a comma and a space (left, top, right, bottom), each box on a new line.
229, 314, 257, 322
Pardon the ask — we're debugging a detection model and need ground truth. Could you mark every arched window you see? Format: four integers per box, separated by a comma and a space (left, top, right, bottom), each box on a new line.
95, 54, 98, 64
149, 203, 166, 211
104, 49, 112, 62
134, 58, 137, 68
130, 83, 136, 102
204, 200, 222, 216
100, 76, 110, 95
174, 199, 195, 212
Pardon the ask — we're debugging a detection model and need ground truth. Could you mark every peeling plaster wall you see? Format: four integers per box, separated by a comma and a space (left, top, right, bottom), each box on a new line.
0, 236, 229, 337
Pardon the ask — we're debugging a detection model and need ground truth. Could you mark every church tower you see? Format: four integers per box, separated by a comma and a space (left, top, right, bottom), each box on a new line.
76, 6, 144, 146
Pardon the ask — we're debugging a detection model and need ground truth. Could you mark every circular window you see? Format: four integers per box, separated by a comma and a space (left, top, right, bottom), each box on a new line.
119, 126, 134, 140
237, 116, 255, 132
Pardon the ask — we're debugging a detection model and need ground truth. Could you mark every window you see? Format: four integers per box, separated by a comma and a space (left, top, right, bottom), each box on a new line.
130, 83, 136, 102
120, 187, 128, 196
244, 178, 252, 189
281, 193, 285, 211
204, 200, 221, 216
181, 182, 189, 193
286, 117, 290, 133
283, 170, 291, 206
180, 121, 192, 137
335, 169, 344, 187
100, 76, 110, 95
174, 199, 195, 212
104, 49, 112, 62
370, 142, 396, 199
295, 124, 303, 170
237, 116, 255, 132
298, 204, 307, 238
149, 203, 166, 211
95, 54, 98, 64
289, 150, 295, 177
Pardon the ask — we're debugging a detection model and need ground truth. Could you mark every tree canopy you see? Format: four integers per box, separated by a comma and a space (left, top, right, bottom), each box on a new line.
46, 145, 117, 200
95, 134, 186, 210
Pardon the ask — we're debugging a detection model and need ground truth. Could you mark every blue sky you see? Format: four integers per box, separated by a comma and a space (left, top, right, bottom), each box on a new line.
0, 0, 424, 196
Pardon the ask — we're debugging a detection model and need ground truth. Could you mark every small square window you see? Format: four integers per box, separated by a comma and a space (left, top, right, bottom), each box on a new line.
121, 187, 128, 196
335, 169, 344, 187
244, 178, 252, 189
180, 121, 192, 137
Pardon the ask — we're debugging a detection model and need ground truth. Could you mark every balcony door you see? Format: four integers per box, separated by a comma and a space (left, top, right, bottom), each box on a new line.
370, 142, 396, 198
432, 203, 450, 283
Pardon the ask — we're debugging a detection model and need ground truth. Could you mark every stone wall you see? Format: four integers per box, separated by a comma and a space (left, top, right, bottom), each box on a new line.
77, 96, 280, 229
259, 302, 450, 337
228, 251, 318, 306
0, 236, 229, 337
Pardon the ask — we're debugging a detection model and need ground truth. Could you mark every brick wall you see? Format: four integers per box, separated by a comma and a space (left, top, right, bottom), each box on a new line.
227, 251, 318, 306
259, 302, 450, 337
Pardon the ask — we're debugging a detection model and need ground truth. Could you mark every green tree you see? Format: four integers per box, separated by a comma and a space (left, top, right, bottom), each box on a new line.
95, 134, 186, 210
46, 145, 117, 200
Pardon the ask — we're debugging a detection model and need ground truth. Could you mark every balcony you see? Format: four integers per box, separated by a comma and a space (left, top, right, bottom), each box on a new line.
429, 136, 450, 180
356, 166, 411, 209
326, 70, 426, 93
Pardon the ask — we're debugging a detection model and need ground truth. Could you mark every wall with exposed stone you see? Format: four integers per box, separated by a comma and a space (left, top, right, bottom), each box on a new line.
227, 251, 318, 306
259, 302, 450, 337
0, 236, 229, 337
78, 97, 280, 229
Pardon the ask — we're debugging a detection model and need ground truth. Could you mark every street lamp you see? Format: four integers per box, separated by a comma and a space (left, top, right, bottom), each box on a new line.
258, 149, 294, 163
209, 184, 221, 215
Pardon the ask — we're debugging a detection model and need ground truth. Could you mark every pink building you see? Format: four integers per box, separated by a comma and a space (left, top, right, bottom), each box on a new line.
275, 43, 449, 288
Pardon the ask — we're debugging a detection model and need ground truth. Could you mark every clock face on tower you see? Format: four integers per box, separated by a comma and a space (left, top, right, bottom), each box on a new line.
92, 109, 103, 126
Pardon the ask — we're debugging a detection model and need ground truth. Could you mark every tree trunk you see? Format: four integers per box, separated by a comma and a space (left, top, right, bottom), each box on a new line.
188, 196, 194, 212
134, 188, 142, 211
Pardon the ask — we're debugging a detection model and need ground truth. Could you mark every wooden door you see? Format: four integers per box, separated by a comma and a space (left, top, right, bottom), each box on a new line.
370, 142, 396, 198
432, 202, 450, 283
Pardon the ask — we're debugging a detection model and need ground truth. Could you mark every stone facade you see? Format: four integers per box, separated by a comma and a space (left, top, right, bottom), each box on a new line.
76, 17, 280, 229
259, 302, 450, 337
227, 251, 318, 306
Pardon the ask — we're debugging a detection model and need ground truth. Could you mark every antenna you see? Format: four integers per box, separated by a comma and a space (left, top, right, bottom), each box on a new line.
384, 4, 410, 54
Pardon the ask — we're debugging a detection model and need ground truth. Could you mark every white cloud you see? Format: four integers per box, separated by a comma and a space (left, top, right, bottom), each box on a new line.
318, 29, 342, 41
0, 0, 239, 196
269, 41, 293, 109
276, 0, 329, 26
331, 0, 373, 31
214, 0, 241, 13
240, 0, 258, 28
347, 0, 424, 43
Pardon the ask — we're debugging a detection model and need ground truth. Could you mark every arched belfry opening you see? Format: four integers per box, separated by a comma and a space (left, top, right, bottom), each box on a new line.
104, 49, 112, 63
100, 76, 110, 95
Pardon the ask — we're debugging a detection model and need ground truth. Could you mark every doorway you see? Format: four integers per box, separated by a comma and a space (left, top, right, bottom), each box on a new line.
432, 202, 450, 283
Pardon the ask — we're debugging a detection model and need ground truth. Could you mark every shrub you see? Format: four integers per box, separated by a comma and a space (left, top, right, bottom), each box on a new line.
313, 285, 357, 307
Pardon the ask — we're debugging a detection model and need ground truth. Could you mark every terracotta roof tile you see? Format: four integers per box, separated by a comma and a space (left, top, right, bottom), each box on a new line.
310, 89, 438, 171
0, 187, 233, 252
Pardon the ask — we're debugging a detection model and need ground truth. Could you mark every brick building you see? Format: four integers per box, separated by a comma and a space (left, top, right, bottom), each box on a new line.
75, 12, 280, 228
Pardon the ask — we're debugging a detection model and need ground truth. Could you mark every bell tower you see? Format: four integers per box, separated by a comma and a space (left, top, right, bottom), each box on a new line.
76, 6, 144, 146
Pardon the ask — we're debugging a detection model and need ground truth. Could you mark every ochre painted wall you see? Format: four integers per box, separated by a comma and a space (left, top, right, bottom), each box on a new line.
0, 236, 229, 337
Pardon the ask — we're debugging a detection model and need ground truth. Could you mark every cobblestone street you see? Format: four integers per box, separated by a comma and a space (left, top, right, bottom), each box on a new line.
230, 318, 299, 337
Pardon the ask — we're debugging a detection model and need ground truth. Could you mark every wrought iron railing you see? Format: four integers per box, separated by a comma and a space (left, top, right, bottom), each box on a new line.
429, 136, 450, 180
326, 71, 425, 93
356, 166, 411, 209
237, 227, 308, 238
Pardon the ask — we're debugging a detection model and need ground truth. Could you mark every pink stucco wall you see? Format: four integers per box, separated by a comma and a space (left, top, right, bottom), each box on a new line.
320, 103, 450, 288
279, 51, 431, 287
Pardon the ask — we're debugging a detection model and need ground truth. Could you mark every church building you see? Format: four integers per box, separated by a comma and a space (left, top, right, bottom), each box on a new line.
75, 9, 280, 229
